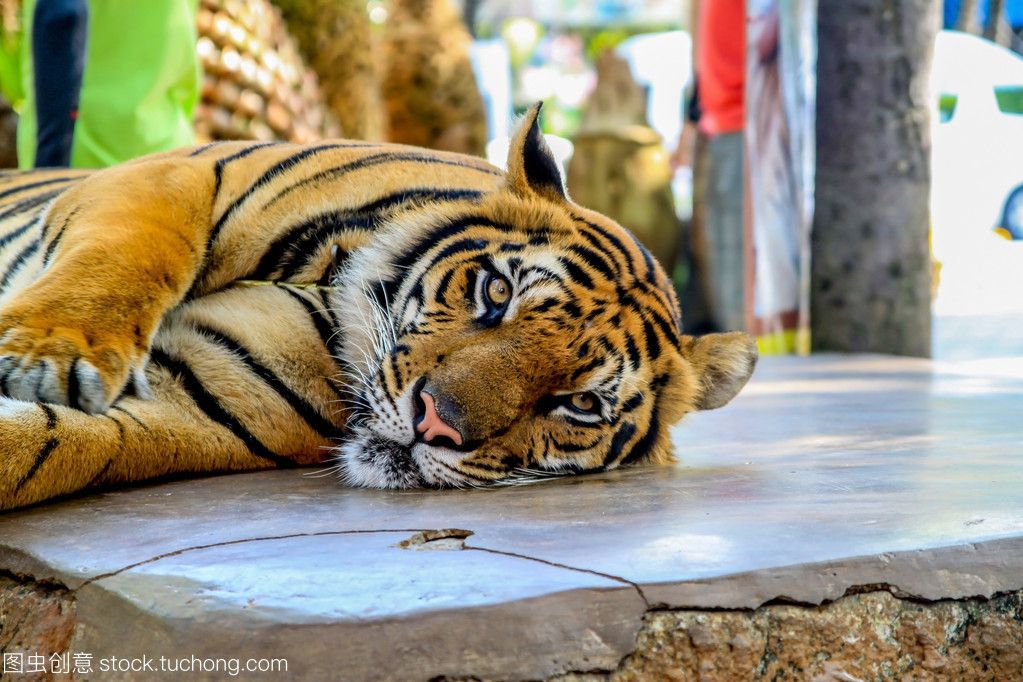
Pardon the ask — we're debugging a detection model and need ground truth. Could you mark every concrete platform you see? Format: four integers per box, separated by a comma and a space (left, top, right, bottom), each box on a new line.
1, 355, 1022, 680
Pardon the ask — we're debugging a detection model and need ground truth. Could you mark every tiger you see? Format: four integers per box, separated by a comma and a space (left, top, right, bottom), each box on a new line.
0, 104, 757, 511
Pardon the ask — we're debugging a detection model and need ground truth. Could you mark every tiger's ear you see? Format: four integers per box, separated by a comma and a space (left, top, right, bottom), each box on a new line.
682, 332, 759, 410
505, 102, 567, 203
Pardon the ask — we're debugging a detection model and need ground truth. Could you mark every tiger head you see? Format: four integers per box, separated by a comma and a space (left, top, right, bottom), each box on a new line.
334, 104, 757, 488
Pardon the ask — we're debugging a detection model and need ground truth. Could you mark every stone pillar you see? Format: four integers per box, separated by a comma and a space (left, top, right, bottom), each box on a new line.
811, 0, 938, 357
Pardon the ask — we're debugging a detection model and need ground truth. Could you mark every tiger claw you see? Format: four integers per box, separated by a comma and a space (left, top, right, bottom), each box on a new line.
0, 353, 113, 413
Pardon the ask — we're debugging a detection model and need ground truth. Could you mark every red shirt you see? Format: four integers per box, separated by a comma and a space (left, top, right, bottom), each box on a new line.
697, 0, 746, 135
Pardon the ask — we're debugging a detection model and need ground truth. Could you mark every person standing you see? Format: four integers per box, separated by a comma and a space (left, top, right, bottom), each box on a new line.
7, 0, 200, 169
30, 0, 87, 167
674, 0, 747, 332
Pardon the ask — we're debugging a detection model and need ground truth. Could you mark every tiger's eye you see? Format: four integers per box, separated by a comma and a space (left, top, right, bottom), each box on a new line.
486, 275, 511, 306
571, 392, 596, 412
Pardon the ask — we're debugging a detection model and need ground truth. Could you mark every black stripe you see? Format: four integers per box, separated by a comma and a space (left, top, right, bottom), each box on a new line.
648, 307, 680, 351
625, 229, 660, 286
389, 347, 404, 394
42, 227, 65, 265
571, 355, 605, 381
192, 324, 341, 440
356, 186, 483, 217
621, 398, 661, 466
85, 458, 115, 488
211, 142, 388, 245
393, 215, 515, 273
249, 187, 480, 280
579, 228, 622, 276
110, 405, 150, 431
623, 331, 641, 369
435, 457, 493, 484
566, 243, 616, 281
576, 218, 681, 345
188, 142, 221, 157
0, 238, 40, 289
16, 404, 60, 490
0, 214, 40, 248
269, 189, 484, 281
428, 238, 489, 269
550, 434, 603, 453
562, 301, 582, 319
66, 358, 81, 410
211, 142, 280, 198
621, 392, 644, 413
575, 224, 681, 347
572, 216, 636, 280
41, 207, 75, 265
602, 422, 637, 467
264, 152, 501, 210
251, 211, 375, 281
0, 176, 77, 202
558, 256, 594, 290
280, 288, 338, 351
39, 403, 58, 430
149, 348, 294, 467
16, 438, 60, 491
0, 189, 61, 223
642, 317, 662, 358
532, 297, 560, 314
104, 413, 126, 441
271, 289, 348, 403
433, 267, 459, 305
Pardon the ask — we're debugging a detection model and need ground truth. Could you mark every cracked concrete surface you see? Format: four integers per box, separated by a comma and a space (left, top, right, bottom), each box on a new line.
0, 355, 1021, 680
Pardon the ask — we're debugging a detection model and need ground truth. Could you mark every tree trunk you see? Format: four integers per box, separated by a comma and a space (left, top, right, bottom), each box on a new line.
985, 0, 1004, 40
957, 0, 980, 33
812, 0, 937, 357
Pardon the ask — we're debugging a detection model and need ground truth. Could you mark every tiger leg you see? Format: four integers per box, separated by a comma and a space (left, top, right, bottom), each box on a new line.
0, 158, 214, 413
0, 295, 342, 511
0, 390, 305, 511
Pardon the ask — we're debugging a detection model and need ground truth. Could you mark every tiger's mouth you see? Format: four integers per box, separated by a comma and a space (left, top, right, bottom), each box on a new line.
335, 431, 428, 489
335, 426, 495, 489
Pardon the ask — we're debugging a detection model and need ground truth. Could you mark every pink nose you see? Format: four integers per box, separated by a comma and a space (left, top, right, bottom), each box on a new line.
416, 391, 463, 446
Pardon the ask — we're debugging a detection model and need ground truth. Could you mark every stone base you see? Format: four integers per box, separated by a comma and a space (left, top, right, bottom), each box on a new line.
554, 589, 1023, 682
0, 575, 76, 677
0, 355, 1021, 680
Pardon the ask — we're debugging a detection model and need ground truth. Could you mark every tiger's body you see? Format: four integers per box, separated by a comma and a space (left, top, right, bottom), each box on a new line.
0, 106, 756, 511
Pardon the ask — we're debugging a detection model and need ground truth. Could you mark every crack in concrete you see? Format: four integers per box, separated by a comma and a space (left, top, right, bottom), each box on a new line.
464, 543, 650, 608
70, 529, 650, 609
73, 528, 434, 589
643, 581, 1008, 614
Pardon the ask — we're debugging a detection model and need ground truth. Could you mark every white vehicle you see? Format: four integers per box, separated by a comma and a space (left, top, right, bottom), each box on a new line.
931, 30, 1023, 240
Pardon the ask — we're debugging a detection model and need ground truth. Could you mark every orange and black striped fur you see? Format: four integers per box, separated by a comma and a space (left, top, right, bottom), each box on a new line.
0, 105, 756, 510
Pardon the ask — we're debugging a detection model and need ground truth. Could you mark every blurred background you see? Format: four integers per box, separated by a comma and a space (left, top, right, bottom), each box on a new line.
0, 0, 1020, 362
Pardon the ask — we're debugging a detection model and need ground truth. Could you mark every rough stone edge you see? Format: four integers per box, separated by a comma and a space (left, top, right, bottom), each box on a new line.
537, 588, 1023, 681
641, 535, 1023, 609
69, 582, 648, 681
443, 536, 1023, 681
0, 546, 87, 591
0, 570, 78, 665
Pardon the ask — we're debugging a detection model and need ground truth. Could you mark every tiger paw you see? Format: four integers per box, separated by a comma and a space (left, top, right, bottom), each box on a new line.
0, 322, 150, 413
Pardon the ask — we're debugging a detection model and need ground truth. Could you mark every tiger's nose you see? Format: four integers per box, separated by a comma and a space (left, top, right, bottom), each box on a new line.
415, 390, 464, 447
